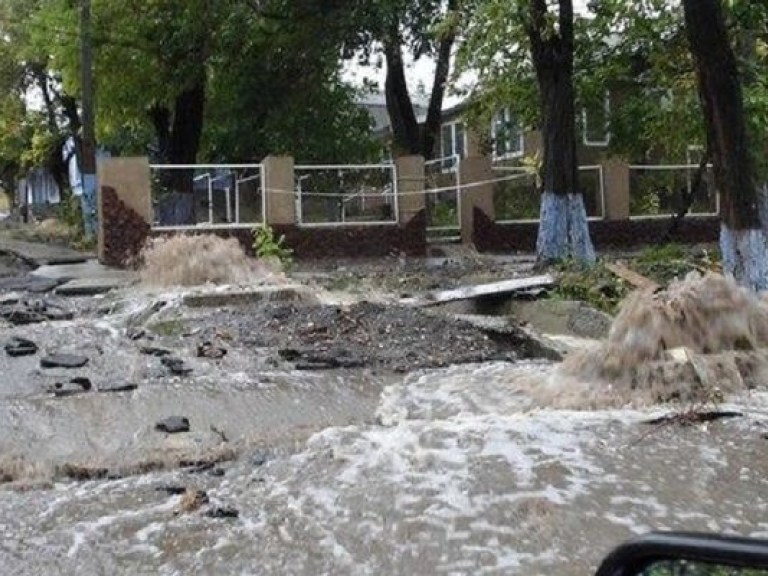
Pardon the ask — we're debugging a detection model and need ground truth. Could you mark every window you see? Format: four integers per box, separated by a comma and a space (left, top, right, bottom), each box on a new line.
440, 120, 466, 167
583, 92, 610, 146
491, 108, 524, 159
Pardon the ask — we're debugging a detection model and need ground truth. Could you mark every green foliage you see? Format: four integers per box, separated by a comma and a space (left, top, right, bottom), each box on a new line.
635, 243, 686, 264
57, 192, 83, 231
252, 224, 293, 265
456, 0, 712, 164
642, 559, 768, 576
493, 176, 540, 221
552, 259, 629, 315
634, 243, 720, 285
431, 200, 458, 228
550, 244, 721, 314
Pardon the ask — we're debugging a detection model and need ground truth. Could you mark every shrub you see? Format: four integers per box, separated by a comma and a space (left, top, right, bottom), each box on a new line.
252, 224, 293, 265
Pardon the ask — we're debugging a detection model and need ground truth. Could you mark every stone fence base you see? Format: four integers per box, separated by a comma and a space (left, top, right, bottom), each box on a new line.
97, 155, 721, 267
472, 208, 720, 253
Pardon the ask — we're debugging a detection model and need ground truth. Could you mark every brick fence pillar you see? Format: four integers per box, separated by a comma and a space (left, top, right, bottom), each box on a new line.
263, 155, 295, 226
98, 157, 151, 265
395, 155, 425, 225
602, 158, 630, 220
458, 156, 496, 245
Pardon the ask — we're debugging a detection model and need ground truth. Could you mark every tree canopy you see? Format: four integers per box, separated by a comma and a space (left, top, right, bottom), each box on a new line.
0, 0, 382, 201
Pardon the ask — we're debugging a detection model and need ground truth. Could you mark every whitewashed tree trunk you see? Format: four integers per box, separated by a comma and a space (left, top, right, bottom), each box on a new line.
720, 223, 768, 292
536, 191, 596, 263
683, 1, 767, 291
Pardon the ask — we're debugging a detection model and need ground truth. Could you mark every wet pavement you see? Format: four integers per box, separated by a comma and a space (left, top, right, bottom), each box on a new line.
1, 362, 767, 575
1, 241, 768, 575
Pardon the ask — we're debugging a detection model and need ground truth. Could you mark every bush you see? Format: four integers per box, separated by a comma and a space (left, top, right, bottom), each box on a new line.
252, 224, 293, 265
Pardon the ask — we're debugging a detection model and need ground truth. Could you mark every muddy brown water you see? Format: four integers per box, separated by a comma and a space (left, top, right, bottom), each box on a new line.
2, 278, 768, 575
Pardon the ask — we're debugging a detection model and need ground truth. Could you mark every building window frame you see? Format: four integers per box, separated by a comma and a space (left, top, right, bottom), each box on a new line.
441, 120, 467, 158
582, 92, 611, 147
491, 107, 524, 160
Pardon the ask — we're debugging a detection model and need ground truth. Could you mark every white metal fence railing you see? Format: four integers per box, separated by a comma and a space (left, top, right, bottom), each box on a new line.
491, 165, 605, 223
149, 164, 265, 230
628, 163, 719, 218
425, 155, 461, 236
293, 163, 398, 226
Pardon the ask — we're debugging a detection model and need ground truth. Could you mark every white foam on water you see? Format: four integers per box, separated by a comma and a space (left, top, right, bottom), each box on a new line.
3, 343, 768, 573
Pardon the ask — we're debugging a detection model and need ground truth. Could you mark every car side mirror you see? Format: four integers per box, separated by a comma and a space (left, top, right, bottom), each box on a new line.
595, 532, 768, 576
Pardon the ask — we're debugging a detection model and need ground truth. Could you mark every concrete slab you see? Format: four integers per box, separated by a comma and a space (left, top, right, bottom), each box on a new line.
55, 277, 133, 296
29, 259, 136, 295
0, 238, 92, 266
182, 285, 314, 308
0, 275, 64, 293
403, 274, 555, 307
32, 259, 133, 282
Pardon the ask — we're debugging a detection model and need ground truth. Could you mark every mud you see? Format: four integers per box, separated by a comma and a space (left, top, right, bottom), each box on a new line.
0, 252, 32, 278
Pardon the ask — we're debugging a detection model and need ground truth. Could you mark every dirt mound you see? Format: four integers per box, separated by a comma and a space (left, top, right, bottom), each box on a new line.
204, 301, 538, 372
534, 273, 768, 408
139, 234, 284, 287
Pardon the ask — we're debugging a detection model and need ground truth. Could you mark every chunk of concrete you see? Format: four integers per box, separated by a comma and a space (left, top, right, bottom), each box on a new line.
182, 285, 312, 308
55, 277, 131, 296
40, 354, 89, 369
406, 275, 555, 307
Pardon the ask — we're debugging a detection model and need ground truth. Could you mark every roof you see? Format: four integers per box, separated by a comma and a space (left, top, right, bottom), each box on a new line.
358, 91, 432, 133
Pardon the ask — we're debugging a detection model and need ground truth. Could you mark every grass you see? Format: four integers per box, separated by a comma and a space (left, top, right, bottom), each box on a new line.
549, 244, 721, 315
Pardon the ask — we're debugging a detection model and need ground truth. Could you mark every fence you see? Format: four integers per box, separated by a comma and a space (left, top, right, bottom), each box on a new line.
294, 163, 398, 226
425, 155, 461, 239
492, 165, 605, 223
628, 163, 718, 218
149, 164, 265, 230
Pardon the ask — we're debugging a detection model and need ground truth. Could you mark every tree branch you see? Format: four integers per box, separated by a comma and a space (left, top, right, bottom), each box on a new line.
662, 143, 712, 243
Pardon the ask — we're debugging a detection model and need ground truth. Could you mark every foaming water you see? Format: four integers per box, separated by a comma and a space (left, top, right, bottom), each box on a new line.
535, 273, 768, 408
139, 234, 286, 287
4, 273, 768, 574
2, 362, 768, 575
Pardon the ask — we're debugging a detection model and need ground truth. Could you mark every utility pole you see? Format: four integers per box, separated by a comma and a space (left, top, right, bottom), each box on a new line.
80, 0, 97, 239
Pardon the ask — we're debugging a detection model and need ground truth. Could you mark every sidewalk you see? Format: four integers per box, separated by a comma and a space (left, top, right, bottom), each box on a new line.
0, 236, 93, 266
0, 236, 135, 295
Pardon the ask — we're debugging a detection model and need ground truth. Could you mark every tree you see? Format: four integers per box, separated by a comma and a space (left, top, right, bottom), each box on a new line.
346, 0, 460, 159
457, 0, 596, 263
577, 0, 704, 163
525, 0, 595, 263
682, 0, 768, 290
0, 0, 84, 211
203, 0, 380, 164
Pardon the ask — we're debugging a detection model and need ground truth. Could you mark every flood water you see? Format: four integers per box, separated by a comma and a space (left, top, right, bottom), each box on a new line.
2, 357, 768, 575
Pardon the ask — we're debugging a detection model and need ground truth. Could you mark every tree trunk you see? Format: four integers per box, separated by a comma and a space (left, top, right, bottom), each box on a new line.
168, 80, 206, 195
147, 80, 206, 225
682, 0, 768, 290
384, 33, 421, 156
421, 0, 457, 161
527, 0, 595, 264
661, 144, 711, 243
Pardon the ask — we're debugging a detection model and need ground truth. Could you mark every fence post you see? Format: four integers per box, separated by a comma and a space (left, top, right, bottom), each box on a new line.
458, 156, 495, 245
395, 155, 425, 225
263, 155, 295, 226
603, 158, 630, 220
97, 156, 151, 263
